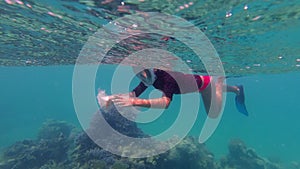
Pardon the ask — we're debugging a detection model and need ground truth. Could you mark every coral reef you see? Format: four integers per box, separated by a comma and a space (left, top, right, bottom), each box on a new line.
0, 107, 286, 169
91, 108, 146, 138
220, 139, 282, 169
0, 120, 74, 169
37, 120, 74, 140
148, 137, 217, 169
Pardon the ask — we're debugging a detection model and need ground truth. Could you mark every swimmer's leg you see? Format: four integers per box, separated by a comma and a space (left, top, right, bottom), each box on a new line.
224, 85, 249, 116
201, 77, 224, 118
234, 85, 249, 116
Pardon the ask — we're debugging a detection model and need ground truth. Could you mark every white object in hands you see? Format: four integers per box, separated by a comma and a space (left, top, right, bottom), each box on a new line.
97, 90, 113, 112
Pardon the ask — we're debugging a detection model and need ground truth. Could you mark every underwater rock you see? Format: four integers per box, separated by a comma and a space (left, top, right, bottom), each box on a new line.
37, 119, 74, 140
151, 137, 217, 169
72, 131, 99, 162
85, 148, 116, 165
71, 136, 217, 169
83, 108, 150, 156
39, 160, 66, 169
103, 136, 218, 169
71, 105, 142, 166
94, 108, 146, 138
0, 107, 286, 169
71, 107, 147, 167
1, 139, 70, 169
0, 120, 74, 169
70, 106, 218, 169
78, 159, 107, 169
220, 139, 283, 169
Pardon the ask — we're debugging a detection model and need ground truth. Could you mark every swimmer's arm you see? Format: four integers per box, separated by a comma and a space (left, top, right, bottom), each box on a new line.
113, 96, 171, 109
132, 82, 148, 97
132, 96, 171, 109
131, 89, 172, 109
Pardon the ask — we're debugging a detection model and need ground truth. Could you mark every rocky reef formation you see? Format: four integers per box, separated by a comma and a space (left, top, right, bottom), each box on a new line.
220, 139, 282, 169
0, 107, 286, 169
0, 120, 74, 169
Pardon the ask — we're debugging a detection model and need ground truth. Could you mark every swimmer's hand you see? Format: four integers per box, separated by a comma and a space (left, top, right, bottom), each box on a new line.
97, 92, 135, 108
112, 95, 135, 107
97, 93, 116, 108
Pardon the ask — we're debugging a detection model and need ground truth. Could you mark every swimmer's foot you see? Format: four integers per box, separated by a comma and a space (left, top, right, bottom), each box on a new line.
235, 85, 249, 116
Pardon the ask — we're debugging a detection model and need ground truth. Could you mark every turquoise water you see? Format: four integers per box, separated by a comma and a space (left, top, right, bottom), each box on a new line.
1, 65, 300, 164
1, 0, 300, 168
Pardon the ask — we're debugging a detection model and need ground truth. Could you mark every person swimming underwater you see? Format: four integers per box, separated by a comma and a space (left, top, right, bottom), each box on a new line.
100, 68, 249, 117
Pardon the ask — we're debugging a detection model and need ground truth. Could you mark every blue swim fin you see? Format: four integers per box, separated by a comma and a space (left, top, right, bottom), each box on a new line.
235, 85, 249, 116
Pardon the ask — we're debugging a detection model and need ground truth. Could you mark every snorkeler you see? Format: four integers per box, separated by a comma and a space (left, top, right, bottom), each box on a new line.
100, 68, 249, 117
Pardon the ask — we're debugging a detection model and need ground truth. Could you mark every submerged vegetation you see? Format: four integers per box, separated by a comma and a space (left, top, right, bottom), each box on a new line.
0, 108, 285, 169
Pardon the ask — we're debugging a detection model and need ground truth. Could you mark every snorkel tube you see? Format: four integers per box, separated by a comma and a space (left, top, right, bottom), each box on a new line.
136, 69, 157, 86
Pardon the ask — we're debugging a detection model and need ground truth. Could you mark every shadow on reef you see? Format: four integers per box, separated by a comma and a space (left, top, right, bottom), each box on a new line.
0, 107, 285, 169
